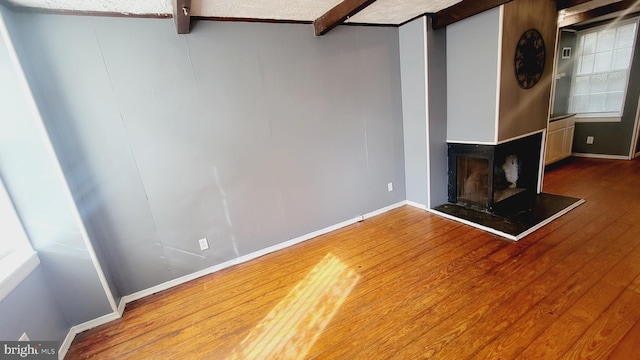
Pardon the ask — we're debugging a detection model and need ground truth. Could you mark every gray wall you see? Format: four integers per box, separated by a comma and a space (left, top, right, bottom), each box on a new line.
425, 17, 449, 208
572, 24, 640, 156
0, 268, 69, 342
12, 13, 406, 295
0, 5, 113, 342
400, 17, 428, 206
446, 7, 501, 143
552, 30, 577, 115
399, 16, 448, 209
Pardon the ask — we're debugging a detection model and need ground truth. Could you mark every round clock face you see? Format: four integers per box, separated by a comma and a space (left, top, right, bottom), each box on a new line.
514, 29, 545, 89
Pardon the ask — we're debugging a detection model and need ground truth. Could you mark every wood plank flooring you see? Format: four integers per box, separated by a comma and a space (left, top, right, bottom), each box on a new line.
65, 157, 640, 359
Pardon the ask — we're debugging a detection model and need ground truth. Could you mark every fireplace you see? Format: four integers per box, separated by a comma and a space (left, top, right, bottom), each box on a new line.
435, 130, 583, 240
433, 0, 583, 240
447, 133, 543, 215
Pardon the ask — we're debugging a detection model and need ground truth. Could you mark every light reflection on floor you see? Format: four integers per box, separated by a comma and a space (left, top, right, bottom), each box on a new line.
228, 253, 360, 359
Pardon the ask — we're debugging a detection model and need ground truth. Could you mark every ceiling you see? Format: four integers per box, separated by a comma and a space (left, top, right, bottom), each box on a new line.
558, 0, 640, 28
5, 0, 463, 25
4, 0, 635, 27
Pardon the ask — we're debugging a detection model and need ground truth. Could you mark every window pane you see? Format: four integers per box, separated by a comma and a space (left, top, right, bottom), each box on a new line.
0, 205, 17, 259
571, 19, 638, 116
605, 92, 624, 111
611, 48, 632, 70
0, 238, 14, 261
0, 179, 31, 262
590, 73, 607, 93
588, 93, 606, 112
579, 54, 595, 74
574, 75, 590, 94
583, 32, 597, 54
593, 51, 613, 72
596, 28, 616, 52
607, 71, 627, 91
571, 94, 589, 113
615, 23, 637, 48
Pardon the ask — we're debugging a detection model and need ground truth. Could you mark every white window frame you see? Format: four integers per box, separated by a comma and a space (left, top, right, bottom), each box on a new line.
0, 177, 39, 302
569, 17, 640, 123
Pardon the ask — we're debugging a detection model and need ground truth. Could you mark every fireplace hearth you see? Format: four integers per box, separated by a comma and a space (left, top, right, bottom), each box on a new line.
435, 132, 584, 240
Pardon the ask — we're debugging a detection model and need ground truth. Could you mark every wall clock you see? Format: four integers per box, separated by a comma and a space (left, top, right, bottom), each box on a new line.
514, 29, 545, 89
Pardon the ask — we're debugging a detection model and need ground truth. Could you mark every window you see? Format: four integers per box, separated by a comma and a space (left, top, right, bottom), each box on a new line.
569, 19, 639, 119
0, 176, 39, 302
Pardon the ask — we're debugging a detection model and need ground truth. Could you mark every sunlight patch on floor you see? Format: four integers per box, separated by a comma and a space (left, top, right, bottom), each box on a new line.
229, 253, 360, 359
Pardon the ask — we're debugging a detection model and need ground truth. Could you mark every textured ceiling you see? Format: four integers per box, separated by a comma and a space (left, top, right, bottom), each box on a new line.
346, 0, 462, 24
7, 0, 463, 25
192, 0, 344, 21
8, 0, 173, 15
5, 0, 627, 26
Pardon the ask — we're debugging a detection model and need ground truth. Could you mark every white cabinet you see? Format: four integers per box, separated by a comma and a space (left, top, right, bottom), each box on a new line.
545, 116, 575, 165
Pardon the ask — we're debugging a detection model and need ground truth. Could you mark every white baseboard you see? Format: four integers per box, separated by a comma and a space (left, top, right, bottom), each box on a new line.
117, 297, 126, 316
571, 153, 630, 160
58, 328, 75, 360
405, 200, 427, 210
58, 307, 124, 360
58, 201, 406, 359
363, 201, 407, 219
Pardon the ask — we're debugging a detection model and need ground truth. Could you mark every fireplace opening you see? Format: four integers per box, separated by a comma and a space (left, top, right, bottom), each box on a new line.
435, 131, 584, 240
447, 133, 543, 214
456, 157, 489, 208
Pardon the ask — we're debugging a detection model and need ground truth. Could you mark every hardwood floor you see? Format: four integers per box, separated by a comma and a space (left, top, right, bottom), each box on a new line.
66, 157, 640, 359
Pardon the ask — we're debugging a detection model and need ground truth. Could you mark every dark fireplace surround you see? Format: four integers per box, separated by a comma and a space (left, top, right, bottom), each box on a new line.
447, 133, 543, 215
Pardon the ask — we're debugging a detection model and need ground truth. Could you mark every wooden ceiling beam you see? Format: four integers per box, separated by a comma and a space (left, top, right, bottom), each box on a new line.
174, 0, 191, 34
559, 0, 638, 27
313, 0, 377, 36
557, 0, 594, 11
432, 0, 514, 29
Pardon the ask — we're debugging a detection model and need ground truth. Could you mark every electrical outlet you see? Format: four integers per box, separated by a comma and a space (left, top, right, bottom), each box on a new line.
19, 333, 29, 341
586, 136, 594, 144
198, 238, 209, 251
387, 182, 393, 192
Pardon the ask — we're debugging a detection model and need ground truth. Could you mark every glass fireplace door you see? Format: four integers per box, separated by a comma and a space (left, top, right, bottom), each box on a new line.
456, 157, 490, 208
